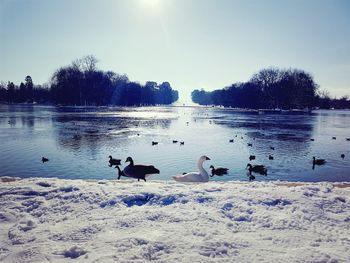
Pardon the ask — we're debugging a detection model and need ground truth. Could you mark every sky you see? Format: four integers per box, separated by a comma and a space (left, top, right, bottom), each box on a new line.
0, 0, 349, 102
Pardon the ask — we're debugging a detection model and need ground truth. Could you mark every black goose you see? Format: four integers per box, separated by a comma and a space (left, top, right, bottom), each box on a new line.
247, 143, 253, 147
209, 165, 229, 177
270, 146, 275, 150
123, 157, 160, 182
109, 156, 121, 167
346, 138, 350, 141
152, 141, 158, 145
332, 137, 336, 140
313, 157, 326, 165
341, 154, 345, 159
115, 166, 127, 180
173, 140, 178, 143
229, 139, 234, 143
42, 157, 49, 163
180, 141, 185, 145
246, 163, 267, 176
249, 155, 256, 161
268, 155, 274, 160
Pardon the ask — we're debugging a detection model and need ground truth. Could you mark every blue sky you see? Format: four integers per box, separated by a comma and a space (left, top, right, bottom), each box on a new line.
0, 0, 349, 101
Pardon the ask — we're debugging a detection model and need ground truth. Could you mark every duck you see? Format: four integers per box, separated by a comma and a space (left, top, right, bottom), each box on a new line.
268, 155, 274, 160
109, 155, 121, 167
249, 155, 256, 161
152, 141, 158, 145
313, 157, 326, 165
341, 154, 345, 159
123, 157, 160, 182
41, 157, 49, 163
173, 156, 210, 182
209, 165, 229, 177
246, 163, 267, 176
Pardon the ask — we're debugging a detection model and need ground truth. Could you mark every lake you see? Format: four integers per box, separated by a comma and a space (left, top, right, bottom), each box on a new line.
0, 104, 349, 182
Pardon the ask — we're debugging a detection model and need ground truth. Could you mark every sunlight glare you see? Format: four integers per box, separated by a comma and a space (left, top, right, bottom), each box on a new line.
139, 0, 162, 11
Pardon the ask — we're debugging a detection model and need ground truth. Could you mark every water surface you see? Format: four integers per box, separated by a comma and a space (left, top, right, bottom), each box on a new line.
0, 105, 349, 182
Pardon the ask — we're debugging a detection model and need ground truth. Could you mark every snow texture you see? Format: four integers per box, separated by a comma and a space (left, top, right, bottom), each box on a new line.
0, 177, 349, 262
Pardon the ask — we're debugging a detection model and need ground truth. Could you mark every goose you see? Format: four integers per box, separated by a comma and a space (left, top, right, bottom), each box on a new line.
152, 141, 158, 146
115, 165, 147, 181
341, 154, 345, 159
268, 155, 274, 160
109, 156, 121, 167
229, 139, 234, 143
310, 138, 315, 141
173, 140, 178, 143
115, 166, 127, 180
123, 157, 160, 181
209, 165, 229, 177
332, 137, 336, 140
270, 146, 275, 150
247, 143, 253, 147
173, 156, 210, 182
180, 141, 185, 145
246, 163, 267, 176
346, 138, 350, 141
249, 155, 256, 161
313, 157, 326, 165
42, 157, 49, 163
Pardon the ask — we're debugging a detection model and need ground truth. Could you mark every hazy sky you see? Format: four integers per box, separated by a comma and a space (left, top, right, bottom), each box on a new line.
0, 0, 349, 101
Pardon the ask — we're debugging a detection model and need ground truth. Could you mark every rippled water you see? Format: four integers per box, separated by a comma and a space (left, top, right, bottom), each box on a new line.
0, 105, 349, 182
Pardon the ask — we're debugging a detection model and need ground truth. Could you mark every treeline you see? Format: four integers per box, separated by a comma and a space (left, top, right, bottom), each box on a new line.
191, 68, 350, 109
0, 55, 178, 106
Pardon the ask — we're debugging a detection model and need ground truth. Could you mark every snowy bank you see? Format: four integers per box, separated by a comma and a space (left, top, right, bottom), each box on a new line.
0, 177, 349, 263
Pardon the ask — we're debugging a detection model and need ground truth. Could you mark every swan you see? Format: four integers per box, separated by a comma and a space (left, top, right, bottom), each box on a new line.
172, 155, 210, 182
123, 157, 160, 181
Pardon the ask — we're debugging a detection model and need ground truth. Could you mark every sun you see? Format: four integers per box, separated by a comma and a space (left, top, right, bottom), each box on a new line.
139, 0, 161, 9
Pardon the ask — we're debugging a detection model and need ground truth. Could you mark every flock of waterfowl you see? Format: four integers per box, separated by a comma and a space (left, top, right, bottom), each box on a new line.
40, 135, 348, 182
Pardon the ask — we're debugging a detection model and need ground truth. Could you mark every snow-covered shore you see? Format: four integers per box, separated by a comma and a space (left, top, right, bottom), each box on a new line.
0, 177, 349, 263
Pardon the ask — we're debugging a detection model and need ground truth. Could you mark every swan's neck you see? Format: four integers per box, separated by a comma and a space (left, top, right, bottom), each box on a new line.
197, 160, 208, 177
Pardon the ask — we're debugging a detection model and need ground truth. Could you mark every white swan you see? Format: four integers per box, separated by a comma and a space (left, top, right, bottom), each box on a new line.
172, 155, 210, 182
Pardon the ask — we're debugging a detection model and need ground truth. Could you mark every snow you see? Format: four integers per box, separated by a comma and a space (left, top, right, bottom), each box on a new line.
0, 177, 349, 262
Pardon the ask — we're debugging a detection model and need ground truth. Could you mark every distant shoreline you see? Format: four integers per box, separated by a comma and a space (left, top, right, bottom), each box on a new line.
1, 102, 349, 111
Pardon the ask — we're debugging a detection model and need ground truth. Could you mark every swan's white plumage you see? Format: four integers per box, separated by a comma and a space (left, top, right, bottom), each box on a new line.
172, 155, 210, 182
